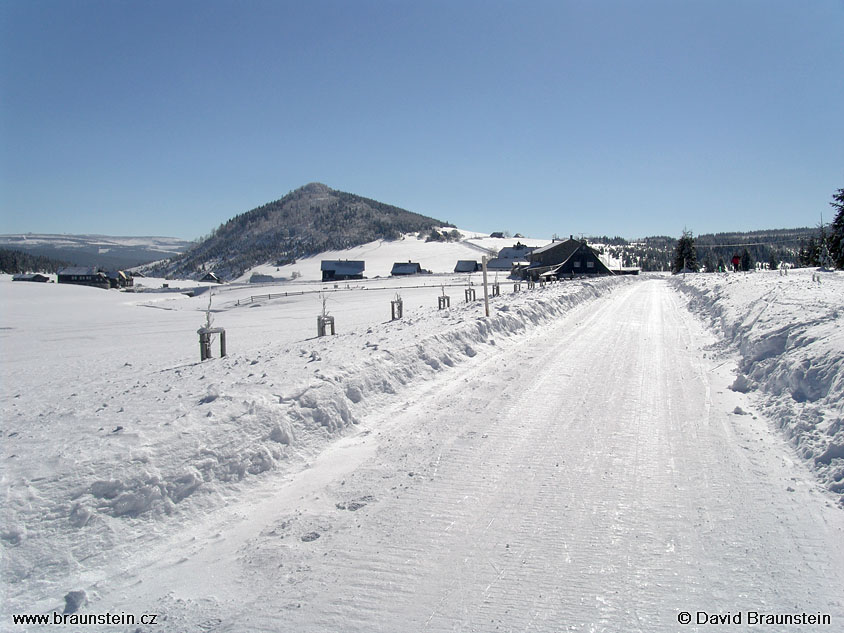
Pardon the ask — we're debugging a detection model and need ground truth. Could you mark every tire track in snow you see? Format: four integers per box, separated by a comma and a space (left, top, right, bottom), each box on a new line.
264, 279, 844, 633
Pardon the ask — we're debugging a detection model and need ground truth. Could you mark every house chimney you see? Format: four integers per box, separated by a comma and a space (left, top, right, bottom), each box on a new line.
570, 234, 573, 240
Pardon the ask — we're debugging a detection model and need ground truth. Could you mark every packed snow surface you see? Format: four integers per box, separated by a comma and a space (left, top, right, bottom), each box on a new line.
672, 268, 844, 503
2, 268, 843, 632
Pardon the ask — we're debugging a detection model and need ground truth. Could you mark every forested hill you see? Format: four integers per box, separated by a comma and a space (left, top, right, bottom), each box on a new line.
595, 227, 823, 272
158, 183, 451, 280
0, 248, 70, 274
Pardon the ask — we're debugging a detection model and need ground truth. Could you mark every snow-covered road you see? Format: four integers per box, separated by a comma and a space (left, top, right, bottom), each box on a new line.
92, 279, 844, 632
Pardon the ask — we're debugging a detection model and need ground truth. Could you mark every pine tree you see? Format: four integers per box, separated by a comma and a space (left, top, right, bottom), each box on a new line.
673, 229, 698, 273
828, 187, 844, 269
740, 248, 753, 272
806, 237, 818, 266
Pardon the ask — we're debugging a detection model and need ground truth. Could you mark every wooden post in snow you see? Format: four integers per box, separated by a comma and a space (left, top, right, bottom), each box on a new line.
482, 256, 489, 317
317, 315, 335, 336
438, 285, 450, 309
198, 327, 227, 361
391, 298, 403, 320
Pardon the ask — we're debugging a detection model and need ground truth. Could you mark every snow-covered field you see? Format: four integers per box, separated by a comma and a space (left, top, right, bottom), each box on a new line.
2, 253, 843, 632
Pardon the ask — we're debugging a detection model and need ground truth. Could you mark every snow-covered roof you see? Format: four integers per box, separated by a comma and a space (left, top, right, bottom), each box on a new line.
497, 244, 534, 259
58, 267, 101, 276
530, 238, 582, 256
321, 260, 365, 275
12, 273, 50, 281
486, 257, 516, 270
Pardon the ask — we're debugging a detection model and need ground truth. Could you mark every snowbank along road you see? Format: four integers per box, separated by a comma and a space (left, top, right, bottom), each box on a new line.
3, 275, 843, 632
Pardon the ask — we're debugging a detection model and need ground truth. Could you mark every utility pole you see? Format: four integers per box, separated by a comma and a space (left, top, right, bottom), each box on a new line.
482, 256, 489, 317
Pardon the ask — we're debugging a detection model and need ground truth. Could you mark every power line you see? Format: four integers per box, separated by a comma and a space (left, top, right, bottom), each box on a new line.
695, 240, 808, 248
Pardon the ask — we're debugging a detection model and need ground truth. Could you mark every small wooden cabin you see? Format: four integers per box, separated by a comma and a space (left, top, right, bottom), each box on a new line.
201, 272, 223, 284
391, 261, 423, 276
12, 273, 50, 283
106, 270, 133, 289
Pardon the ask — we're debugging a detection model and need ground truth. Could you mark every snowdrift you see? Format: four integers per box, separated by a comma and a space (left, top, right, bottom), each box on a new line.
671, 270, 844, 503
1, 274, 633, 613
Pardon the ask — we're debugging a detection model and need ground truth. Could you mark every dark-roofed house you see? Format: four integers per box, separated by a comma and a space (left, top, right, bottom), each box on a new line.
321, 260, 365, 281
391, 261, 424, 276
487, 241, 535, 273
12, 273, 50, 283
454, 260, 479, 273
106, 270, 133, 289
497, 242, 535, 260
202, 272, 224, 284
526, 237, 613, 279
57, 267, 110, 289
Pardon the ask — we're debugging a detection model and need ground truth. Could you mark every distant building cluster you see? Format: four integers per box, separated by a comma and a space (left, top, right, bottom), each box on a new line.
316, 236, 627, 282
54, 267, 135, 289
12, 268, 139, 289
10, 234, 631, 291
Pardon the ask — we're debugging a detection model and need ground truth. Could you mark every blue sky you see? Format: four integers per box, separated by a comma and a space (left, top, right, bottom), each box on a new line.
1, 0, 842, 241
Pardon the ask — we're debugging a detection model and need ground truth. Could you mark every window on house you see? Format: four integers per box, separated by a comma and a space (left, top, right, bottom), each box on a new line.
574, 261, 581, 268
587, 261, 594, 268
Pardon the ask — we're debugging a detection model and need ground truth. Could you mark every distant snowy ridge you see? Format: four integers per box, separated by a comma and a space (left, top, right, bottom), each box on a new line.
0, 234, 189, 250
2, 276, 633, 608
672, 270, 844, 503
0, 233, 192, 269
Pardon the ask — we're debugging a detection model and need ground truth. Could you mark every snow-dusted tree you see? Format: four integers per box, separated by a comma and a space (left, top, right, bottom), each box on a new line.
672, 230, 698, 273
203, 292, 214, 330
828, 187, 844, 269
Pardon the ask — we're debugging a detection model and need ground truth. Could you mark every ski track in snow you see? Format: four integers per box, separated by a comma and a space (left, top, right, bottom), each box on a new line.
2, 274, 844, 632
